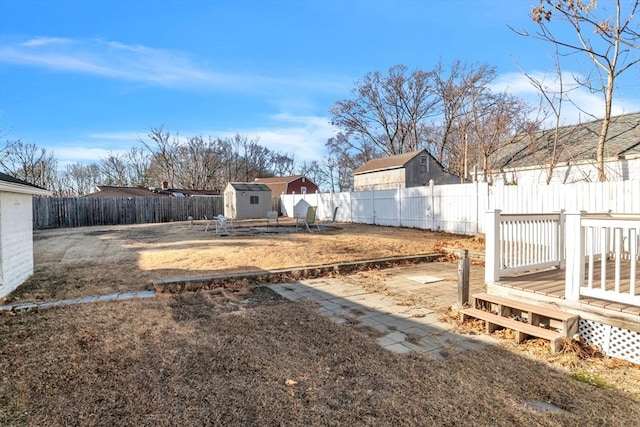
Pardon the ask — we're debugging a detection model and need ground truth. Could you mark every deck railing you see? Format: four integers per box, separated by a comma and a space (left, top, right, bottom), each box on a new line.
565, 213, 640, 306
485, 210, 565, 283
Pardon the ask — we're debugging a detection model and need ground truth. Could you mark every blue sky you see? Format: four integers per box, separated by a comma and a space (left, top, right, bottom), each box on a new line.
1, 0, 638, 167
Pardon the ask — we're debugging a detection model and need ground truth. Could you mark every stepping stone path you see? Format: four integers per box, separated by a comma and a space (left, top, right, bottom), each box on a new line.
270, 277, 492, 358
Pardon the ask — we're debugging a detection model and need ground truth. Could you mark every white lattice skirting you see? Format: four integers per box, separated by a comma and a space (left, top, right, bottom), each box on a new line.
578, 319, 640, 365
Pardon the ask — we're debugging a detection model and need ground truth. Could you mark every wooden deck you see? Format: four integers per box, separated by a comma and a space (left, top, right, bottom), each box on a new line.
498, 261, 640, 317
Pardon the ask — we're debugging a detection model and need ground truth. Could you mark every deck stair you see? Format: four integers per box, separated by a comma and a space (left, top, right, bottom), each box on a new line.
461, 293, 579, 352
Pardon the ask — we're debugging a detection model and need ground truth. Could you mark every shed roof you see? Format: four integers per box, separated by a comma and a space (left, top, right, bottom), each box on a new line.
494, 112, 640, 170
0, 172, 52, 196
353, 150, 430, 175
228, 182, 272, 192
254, 175, 304, 184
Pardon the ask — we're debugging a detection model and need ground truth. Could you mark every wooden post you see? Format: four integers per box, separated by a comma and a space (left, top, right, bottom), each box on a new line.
457, 249, 470, 306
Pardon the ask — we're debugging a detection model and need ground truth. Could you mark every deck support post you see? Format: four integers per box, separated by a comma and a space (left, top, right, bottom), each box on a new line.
485, 209, 501, 284
565, 211, 586, 301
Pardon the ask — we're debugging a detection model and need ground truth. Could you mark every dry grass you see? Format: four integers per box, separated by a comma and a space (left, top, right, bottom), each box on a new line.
455, 314, 640, 398
2, 289, 639, 426
2, 221, 638, 425
6, 221, 483, 304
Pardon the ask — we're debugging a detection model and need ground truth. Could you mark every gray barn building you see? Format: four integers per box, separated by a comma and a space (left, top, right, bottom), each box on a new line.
353, 149, 460, 191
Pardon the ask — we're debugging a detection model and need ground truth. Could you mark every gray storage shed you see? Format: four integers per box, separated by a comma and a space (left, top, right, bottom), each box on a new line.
224, 182, 273, 219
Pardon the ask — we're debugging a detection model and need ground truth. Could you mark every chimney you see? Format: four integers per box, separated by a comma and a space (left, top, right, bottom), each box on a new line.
162, 180, 169, 190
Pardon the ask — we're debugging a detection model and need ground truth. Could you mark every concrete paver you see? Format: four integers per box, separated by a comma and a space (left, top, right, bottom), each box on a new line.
269, 262, 492, 357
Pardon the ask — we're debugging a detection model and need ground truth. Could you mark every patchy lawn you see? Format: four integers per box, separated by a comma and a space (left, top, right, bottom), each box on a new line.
6, 220, 483, 303
2, 221, 638, 426
1, 289, 638, 426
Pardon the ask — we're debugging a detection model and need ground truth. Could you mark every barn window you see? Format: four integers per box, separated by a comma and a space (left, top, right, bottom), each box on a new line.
301, 186, 307, 194
420, 155, 429, 173
250, 195, 259, 205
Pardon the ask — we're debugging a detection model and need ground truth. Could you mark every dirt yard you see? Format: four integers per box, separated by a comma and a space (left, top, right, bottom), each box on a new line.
7, 219, 484, 303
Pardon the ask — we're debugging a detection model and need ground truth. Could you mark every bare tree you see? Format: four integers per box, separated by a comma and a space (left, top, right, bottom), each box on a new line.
100, 152, 130, 186
514, 0, 640, 181
432, 61, 497, 174
467, 91, 534, 184
0, 140, 57, 188
329, 65, 439, 158
140, 125, 180, 187
521, 48, 572, 184
56, 162, 102, 196
126, 146, 151, 187
272, 153, 296, 176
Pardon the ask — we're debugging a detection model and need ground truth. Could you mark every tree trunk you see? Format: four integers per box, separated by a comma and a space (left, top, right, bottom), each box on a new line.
597, 73, 615, 182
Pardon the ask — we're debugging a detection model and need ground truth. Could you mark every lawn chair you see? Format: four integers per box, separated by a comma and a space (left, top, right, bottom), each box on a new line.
296, 206, 320, 232
215, 214, 232, 234
204, 215, 213, 232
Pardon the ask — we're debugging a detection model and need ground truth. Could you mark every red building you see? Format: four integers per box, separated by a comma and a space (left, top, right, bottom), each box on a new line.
254, 175, 319, 195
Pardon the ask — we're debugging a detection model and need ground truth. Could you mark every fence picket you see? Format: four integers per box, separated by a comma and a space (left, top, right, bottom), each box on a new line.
280, 181, 638, 236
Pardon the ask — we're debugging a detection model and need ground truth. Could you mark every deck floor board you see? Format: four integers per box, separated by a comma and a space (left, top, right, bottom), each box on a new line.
497, 260, 639, 316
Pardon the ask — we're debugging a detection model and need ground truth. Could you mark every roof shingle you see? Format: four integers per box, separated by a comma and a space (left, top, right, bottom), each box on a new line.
353, 150, 428, 175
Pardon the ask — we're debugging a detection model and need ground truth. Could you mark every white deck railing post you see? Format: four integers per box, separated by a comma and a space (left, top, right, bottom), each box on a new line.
558, 209, 566, 269
564, 211, 586, 301
485, 209, 501, 284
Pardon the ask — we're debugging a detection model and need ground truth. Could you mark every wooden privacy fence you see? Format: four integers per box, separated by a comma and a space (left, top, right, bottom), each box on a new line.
33, 196, 224, 229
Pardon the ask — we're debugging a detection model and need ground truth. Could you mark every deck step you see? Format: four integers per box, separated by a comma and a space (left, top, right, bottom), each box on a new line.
461, 308, 564, 352
471, 293, 579, 337
461, 293, 580, 353
472, 293, 576, 321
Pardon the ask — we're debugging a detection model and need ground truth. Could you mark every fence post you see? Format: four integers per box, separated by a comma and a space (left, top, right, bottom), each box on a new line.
371, 186, 375, 225
397, 184, 402, 227
429, 179, 435, 230
564, 211, 585, 301
457, 249, 470, 306
485, 209, 501, 283
558, 209, 566, 269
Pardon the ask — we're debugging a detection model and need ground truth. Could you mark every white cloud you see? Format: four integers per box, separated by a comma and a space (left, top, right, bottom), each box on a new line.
0, 36, 350, 95
0, 37, 239, 88
212, 114, 336, 162
21, 37, 71, 47
54, 146, 129, 166
52, 114, 335, 166
493, 71, 640, 127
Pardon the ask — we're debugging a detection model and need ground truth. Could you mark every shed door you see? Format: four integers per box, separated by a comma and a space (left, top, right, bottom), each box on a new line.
225, 191, 235, 218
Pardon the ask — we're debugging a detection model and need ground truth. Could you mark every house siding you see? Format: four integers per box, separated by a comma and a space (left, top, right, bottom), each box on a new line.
354, 168, 406, 190
287, 178, 319, 194
354, 153, 460, 190
0, 192, 34, 297
491, 157, 640, 185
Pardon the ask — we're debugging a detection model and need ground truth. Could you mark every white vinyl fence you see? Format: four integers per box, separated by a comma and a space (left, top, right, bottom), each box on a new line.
280, 180, 640, 236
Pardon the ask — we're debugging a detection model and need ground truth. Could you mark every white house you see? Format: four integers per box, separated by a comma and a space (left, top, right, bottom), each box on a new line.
0, 173, 52, 299
224, 182, 272, 219
484, 112, 640, 184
